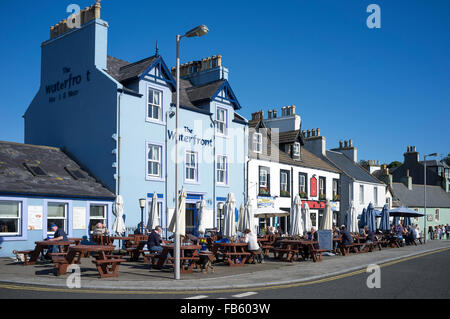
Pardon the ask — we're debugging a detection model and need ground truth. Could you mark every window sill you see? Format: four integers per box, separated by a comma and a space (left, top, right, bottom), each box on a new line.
146, 175, 165, 182
216, 183, 230, 188
185, 180, 201, 185
145, 118, 166, 126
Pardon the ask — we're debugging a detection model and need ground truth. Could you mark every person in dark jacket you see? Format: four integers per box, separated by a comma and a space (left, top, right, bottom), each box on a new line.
147, 226, 163, 253
340, 225, 354, 246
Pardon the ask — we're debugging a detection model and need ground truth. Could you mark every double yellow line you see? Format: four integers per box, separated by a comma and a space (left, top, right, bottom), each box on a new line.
0, 248, 448, 295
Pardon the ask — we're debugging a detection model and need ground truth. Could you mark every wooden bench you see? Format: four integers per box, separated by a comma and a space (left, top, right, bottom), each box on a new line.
340, 243, 366, 256
51, 250, 78, 276
309, 248, 328, 262
167, 256, 200, 273
271, 248, 298, 262
92, 256, 126, 278
223, 252, 250, 266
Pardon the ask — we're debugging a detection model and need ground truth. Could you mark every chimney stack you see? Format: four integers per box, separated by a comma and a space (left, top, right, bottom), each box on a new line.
50, 1, 101, 39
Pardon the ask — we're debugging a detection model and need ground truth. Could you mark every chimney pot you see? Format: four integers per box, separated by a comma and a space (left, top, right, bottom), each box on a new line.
316, 128, 320, 136
339, 141, 343, 148
292, 105, 296, 114
311, 129, 316, 137
268, 110, 272, 119
344, 140, 348, 148
302, 130, 306, 137
307, 130, 311, 138
273, 109, 277, 118
349, 139, 353, 148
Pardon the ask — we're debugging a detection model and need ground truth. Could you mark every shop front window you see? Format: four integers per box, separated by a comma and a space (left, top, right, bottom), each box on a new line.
0, 201, 21, 236
47, 202, 67, 235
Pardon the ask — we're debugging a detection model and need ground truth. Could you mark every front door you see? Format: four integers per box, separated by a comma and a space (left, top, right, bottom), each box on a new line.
185, 203, 196, 235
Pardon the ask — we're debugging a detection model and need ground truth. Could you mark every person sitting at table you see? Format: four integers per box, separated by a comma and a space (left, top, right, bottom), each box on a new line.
405, 225, 417, 245
147, 226, 163, 253
306, 227, 318, 241
92, 223, 109, 236
134, 222, 149, 235
340, 225, 354, 246
394, 221, 405, 247
243, 228, 264, 263
361, 226, 374, 251
44, 224, 68, 259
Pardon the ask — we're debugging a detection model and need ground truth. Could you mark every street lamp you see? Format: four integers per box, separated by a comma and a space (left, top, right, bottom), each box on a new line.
174, 24, 209, 280
424, 152, 437, 243
139, 198, 146, 235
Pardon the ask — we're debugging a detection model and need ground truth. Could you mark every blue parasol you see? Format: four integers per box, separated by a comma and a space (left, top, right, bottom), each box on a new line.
379, 204, 390, 232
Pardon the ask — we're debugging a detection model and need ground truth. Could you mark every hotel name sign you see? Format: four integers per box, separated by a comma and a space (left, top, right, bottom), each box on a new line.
45, 67, 91, 103
167, 126, 213, 147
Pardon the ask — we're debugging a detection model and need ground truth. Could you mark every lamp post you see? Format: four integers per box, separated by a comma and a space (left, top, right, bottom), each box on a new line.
139, 198, 146, 235
174, 24, 209, 280
424, 153, 437, 243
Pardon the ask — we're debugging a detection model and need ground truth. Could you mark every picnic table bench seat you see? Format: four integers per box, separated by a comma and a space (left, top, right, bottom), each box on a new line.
92, 257, 126, 278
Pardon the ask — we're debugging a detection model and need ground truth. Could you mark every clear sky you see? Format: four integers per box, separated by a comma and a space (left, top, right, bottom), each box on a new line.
0, 0, 448, 164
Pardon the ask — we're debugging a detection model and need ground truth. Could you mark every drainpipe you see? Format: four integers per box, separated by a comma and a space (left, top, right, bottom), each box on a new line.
209, 112, 216, 229
116, 89, 123, 196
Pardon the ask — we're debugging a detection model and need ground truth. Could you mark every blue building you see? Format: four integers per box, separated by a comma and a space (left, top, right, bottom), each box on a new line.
0, 141, 114, 257
24, 3, 248, 236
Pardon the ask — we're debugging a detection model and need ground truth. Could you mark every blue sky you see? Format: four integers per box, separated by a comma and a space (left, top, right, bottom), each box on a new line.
0, 0, 448, 164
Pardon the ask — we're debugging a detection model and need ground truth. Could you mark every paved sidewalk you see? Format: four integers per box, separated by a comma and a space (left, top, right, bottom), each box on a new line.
0, 240, 448, 291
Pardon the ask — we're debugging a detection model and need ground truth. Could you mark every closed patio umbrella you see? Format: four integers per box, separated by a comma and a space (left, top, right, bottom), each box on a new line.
379, 204, 390, 232
112, 195, 126, 235
147, 192, 160, 230
223, 193, 236, 238
197, 200, 207, 235
349, 201, 358, 233
169, 187, 187, 237
320, 199, 333, 230
403, 217, 411, 228
238, 203, 245, 232
290, 195, 303, 236
302, 202, 312, 235
365, 203, 377, 232
240, 201, 256, 234
359, 208, 367, 229
393, 216, 399, 226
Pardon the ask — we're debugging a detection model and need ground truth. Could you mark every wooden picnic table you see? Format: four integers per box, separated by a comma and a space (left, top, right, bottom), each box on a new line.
157, 244, 201, 273
52, 245, 125, 278
18, 240, 73, 265
212, 242, 250, 267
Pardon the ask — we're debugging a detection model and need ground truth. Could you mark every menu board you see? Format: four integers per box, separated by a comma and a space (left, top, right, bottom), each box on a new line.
73, 207, 86, 230
28, 206, 43, 230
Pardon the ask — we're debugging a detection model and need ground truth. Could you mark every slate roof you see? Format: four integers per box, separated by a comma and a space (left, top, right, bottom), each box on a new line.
248, 121, 341, 173
106, 55, 158, 83
0, 141, 115, 200
392, 182, 450, 208
325, 150, 382, 184
278, 130, 305, 146
106, 54, 246, 122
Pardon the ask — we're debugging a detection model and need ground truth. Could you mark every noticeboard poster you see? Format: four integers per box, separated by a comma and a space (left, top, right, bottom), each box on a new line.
73, 207, 86, 230
28, 206, 43, 230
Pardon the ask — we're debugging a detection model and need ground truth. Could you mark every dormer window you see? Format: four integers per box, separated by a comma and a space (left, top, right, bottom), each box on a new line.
293, 142, 300, 158
147, 88, 162, 121
216, 108, 227, 135
253, 133, 262, 154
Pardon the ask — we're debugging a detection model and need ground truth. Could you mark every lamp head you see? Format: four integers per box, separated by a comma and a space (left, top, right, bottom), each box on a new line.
184, 24, 209, 38
139, 198, 146, 209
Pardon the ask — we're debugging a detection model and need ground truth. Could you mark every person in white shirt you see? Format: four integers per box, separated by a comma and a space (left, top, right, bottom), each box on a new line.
243, 229, 264, 263
414, 224, 420, 239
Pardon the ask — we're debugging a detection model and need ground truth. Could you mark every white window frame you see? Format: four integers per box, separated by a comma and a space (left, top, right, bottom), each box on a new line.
374, 187, 378, 206
146, 87, 162, 122
89, 204, 107, 234
260, 168, 268, 188
359, 185, 364, 204
185, 151, 198, 182
293, 142, 300, 157
280, 171, 289, 193
216, 155, 228, 185
0, 200, 21, 236
147, 144, 162, 178
47, 202, 68, 235
216, 107, 227, 136
253, 133, 262, 154
299, 174, 307, 193
435, 208, 440, 222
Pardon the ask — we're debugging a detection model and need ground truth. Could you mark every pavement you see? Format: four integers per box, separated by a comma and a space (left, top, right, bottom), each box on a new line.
0, 240, 448, 291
